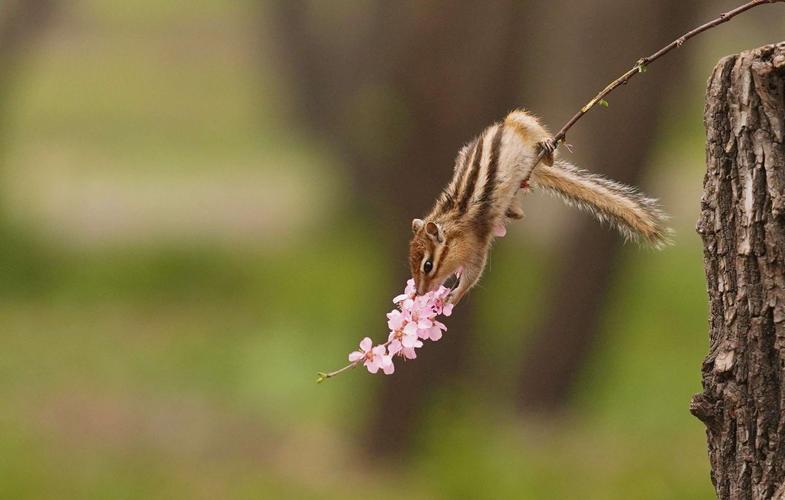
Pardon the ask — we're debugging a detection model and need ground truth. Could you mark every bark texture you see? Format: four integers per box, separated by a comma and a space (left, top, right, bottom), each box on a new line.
692, 41, 785, 500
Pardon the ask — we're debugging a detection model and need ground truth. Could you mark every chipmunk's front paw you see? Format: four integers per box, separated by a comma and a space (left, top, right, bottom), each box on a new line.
506, 205, 525, 220
447, 286, 464, 306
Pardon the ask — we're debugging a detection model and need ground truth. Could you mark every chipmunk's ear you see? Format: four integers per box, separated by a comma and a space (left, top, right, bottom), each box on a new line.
412, 218, 424, 233
425, 221, 444, 243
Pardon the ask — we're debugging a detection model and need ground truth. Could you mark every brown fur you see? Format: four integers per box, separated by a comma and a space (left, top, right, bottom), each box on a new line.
531, 161, 670, 247
409, 109, 670, 305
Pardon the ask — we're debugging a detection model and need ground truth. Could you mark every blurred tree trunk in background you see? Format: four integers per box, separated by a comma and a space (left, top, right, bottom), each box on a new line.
0, 0, 56, 225
0, 0, 56, 148
270, 0, 530, 458
691, 42, 785, 500
515, 0, 695, 412
0, 0, 57, 289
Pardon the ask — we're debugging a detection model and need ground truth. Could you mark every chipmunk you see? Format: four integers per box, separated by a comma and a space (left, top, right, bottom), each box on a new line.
409, 109, 670, 305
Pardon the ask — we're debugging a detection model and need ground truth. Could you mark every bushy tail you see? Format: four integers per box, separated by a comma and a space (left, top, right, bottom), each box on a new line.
530, 160, 671, 248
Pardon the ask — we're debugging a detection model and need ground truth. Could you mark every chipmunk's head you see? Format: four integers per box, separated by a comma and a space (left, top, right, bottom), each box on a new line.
409, 218, 463, 296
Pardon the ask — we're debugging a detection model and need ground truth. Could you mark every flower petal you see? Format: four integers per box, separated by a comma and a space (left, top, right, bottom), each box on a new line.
392, 293, 409, 304
402, 335, 418, 348
382, 356, 395, 375
388, 340, 402, 355
402, 347, 418, 359
405, 279, 416, 296
387, 310, 405, 330
359, 337, 372, 352
348, 351, 363, 362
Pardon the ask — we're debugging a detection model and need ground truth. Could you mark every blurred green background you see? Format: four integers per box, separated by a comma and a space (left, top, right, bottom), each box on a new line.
0, 1, 783, 498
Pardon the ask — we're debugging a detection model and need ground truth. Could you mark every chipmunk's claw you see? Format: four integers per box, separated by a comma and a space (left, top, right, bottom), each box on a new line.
506, 205, 524, 220
537, 139, 556, 166
538, 139, 556, 154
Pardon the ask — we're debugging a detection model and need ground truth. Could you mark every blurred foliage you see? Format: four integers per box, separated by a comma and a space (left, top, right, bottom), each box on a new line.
0, 0, 783, 498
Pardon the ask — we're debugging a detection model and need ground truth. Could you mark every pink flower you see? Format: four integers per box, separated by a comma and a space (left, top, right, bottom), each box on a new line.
387, 311, 420, 348
409, 295, 436, 322
398, 296, 433, 339
386, 309, 406, 331
431, 286, 454, 316
329, 277, 459, 381
377, 352, 395, 375
388, 337, 422, 359
388, 323, 422, 347
349, 337, 395, 374
421, 319, 447, 341
392, 278, 417, 304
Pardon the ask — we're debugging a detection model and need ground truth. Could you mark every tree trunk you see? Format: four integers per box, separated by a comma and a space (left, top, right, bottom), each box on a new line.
0, 0, 57, 137
0, 0, 57, 287
691, 41, 785, 500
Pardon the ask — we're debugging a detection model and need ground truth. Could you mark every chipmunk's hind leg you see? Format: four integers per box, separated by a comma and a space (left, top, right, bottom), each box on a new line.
505, 109, 556, 166
536, 138, 556, 166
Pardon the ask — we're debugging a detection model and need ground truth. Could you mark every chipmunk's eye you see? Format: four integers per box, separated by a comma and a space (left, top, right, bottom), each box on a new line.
423, 260, 433, 274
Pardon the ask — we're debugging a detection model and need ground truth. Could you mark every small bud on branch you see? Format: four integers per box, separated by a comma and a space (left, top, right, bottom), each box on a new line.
522, 0, 784, 185
318, 279, 454, 382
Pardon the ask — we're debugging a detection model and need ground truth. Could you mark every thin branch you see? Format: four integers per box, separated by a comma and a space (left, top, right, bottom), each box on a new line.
526, 0, 784, 175
317, 363, 358, 383
318, 0, 783, 385
317, 339, 394, 383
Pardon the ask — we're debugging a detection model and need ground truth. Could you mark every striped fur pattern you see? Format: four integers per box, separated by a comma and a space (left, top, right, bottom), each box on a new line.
531, 161, 671, 248
409, 109, 671, 305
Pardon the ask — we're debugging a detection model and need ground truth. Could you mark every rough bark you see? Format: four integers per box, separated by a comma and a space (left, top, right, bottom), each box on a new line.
691, 41, 785, 500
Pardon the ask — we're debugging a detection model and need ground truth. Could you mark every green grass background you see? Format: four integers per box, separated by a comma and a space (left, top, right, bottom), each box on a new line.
1, 1, 783, 498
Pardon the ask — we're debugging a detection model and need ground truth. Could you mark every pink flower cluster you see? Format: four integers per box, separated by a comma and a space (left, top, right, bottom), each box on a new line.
348, 279, 453, 375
